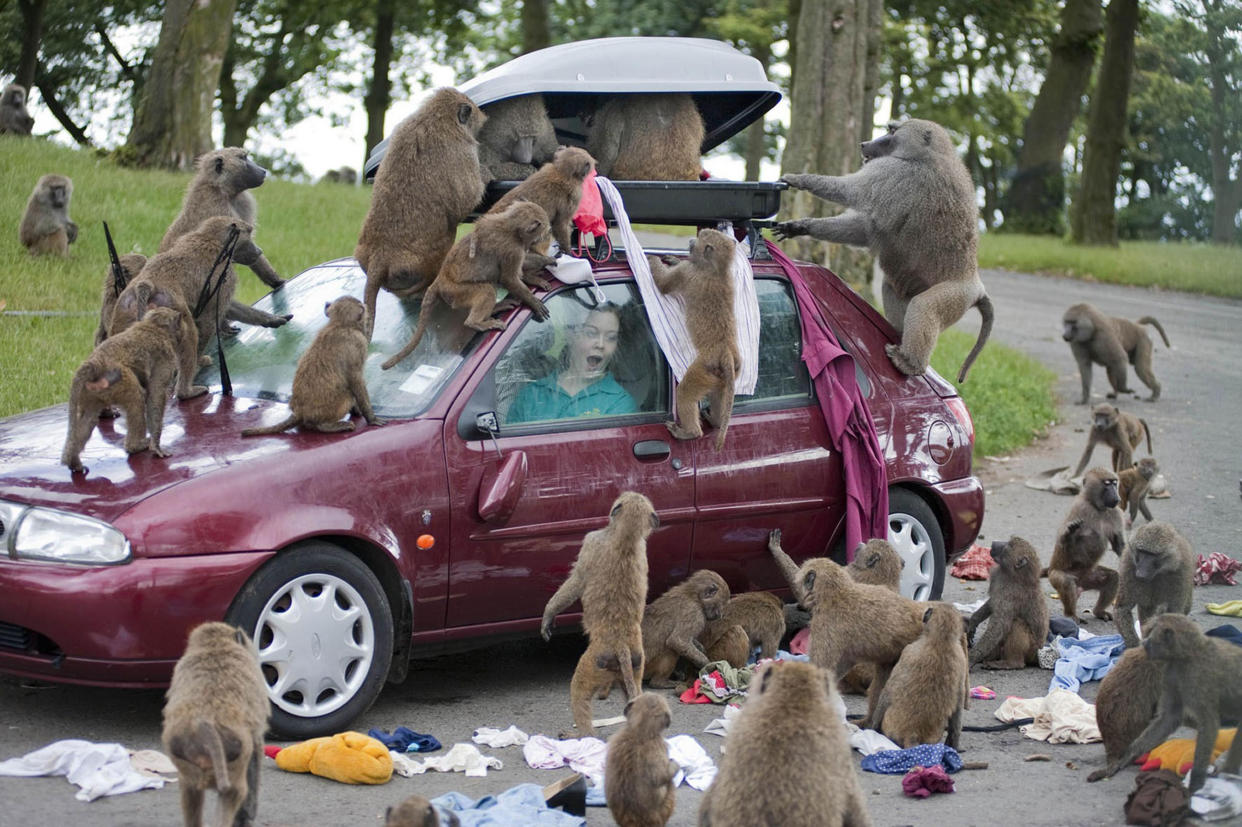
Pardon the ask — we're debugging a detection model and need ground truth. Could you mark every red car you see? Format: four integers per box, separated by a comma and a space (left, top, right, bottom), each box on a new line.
0, 38, 982, 738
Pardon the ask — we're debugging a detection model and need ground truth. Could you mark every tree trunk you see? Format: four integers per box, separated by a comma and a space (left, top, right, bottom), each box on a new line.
221, 18, 294, 147
16, 0, 46, 91
1004, 0, 1103, 235
743, 42, 772, 181
521, 0, 551, 54
364, 0, 396, 165
1070, 0, 1139, 246
779, 0, 882, 287
1204, 0, 1240, 245
35, 78, 90, 146
124, 0, 238, 170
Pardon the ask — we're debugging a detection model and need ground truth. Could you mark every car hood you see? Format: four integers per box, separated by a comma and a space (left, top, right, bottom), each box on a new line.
0, 395, 302, 523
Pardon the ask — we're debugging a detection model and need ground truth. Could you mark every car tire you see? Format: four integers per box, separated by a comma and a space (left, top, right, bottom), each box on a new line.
887, 488, 946, 601
225, 543, 394, 739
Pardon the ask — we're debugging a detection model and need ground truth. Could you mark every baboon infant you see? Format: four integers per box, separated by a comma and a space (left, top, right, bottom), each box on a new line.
1088, 614, 1242, 792
19, 173, 77, 255
698, 661, 873, 827
62, 306, 191, 474
967, 537, 1049, 669
1095, 646, 1165, 765
642, 570, 730, 689
585, 93, 705, 181
95, 253, 148, 347
699, 591, 786, 668
1072, 403, 1152, 476
1118, 456, 1159, 526
605, 693, 678, 827
355, 87, 488, 335
380, 201, 552, 370
488, 145, 595, 272
647, 228, 740, 450
385, 794, 460, 827
1062, 303, 1169, 403
1113, 521, 1193, 648
162, 622, 268, 827
874, 602, 968, 749
1043, 467, 1125, 621
0, 83, 34, 135
242, 296, 384, 436
476, 93, 559, 182
540, 492, 658, 736
776, 119, 993, 382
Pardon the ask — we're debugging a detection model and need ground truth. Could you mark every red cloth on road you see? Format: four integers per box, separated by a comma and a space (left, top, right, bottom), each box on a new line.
901, 765, 955, 798
1195, 552, 1242, 586
951, 543, 994, 580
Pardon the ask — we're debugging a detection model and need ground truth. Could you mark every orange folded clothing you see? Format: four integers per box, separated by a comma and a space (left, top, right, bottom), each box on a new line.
272, 731, 393, 784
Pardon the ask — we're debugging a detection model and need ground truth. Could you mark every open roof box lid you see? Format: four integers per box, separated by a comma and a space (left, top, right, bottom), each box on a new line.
363, 37, 786, 224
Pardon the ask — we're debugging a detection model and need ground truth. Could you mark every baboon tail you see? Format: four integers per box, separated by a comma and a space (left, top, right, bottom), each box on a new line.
617, 644, 638, 700
197, 719, 232, 793
381, 294, 439, 370
713, 361, 737, 452
1137, 316, 1170, 348
241, 416, 298, 436
1140, 418, 1153, 454
957, 294, 994, 383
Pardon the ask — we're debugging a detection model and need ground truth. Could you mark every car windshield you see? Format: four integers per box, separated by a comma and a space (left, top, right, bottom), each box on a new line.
194, 259, 485, 418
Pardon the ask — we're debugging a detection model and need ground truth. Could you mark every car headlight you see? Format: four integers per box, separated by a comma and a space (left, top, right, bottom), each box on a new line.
0, 500, 130, 565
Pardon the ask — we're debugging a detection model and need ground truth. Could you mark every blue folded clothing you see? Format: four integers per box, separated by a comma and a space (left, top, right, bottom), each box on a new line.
368, 726, 442, 753
860, 743, 964, 774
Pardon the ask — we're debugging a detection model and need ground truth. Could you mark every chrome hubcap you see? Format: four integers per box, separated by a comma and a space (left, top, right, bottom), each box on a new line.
889, 513, 934, 601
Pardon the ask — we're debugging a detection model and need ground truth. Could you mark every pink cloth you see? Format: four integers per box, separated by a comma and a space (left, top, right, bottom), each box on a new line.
902, 765, 955, 798
573, 168, 606, 239
951, 544, 994, 580
1195, 552, 1242, 586
767, 242, 888, 557
789, 627, 810, 655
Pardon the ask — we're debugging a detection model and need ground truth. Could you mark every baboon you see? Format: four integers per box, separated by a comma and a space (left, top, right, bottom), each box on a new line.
320, 166, 358, 186
477, 93, 559, 182
1072, 403, 1152, 476
488, 145, 595, 256
355, 87, 488, 335
605, 693, 679, 827
106, 281, 204, 402
1087, 614, 1242, 792
1094, 646, 1165, 765
1114, 522, 1194, 648
95, 253, 148, 346
61, 306, 190, 474
385, 795, 460, 827
584, 93, 705, 181
769, 538, 924, 727
846, 538, 904, 590
646, 228, 739, 450
241, 296, 384, 436
162, 622, 268, 827
1119, 456, 1160, 526
540, 492, 659, 736
699, 623, 751, 669
967, 537, 1049, 669
873, 602, 969, 749
19, 174, 77, 256
642, 570, 730, 689
699, 591, 786, 667
1043, 468, 1125, 621
0, 83, 34, 135
698, 661, 873, 827
380, 201, 551, 370
775, 119, 993, 383
1062, 303, 1169, 403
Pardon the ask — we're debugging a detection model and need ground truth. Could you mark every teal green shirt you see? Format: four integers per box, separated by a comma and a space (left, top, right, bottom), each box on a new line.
507, 373, 638, 424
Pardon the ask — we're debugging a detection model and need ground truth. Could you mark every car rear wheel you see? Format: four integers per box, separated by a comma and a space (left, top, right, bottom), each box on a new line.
226, 544, 393, 738
887, 488, 946, 601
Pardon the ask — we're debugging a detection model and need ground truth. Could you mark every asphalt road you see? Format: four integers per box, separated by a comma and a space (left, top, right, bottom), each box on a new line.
1, 267, 1240, 826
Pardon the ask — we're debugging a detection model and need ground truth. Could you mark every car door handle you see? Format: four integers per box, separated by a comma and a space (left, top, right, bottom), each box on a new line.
633, 440, 671, 460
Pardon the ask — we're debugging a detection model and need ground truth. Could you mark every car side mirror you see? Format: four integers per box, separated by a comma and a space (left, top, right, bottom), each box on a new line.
476, 411, 502, 457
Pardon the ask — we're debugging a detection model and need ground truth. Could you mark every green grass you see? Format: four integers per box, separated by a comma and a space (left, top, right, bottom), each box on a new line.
979, 233, 1242, 299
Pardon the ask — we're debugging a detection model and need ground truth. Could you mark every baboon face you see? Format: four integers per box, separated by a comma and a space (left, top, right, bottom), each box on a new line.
202, 147, 267, 192
442, 88, 487, 138
992, 536, 1039, 579
1130, 523, 1179, 580
4, 84, 25, 108
1084, 468, 1121, 509
554, 146, 596, 180
861, 118, 953, 163
325, 295, 366, 327
1142, 614, 1199, 661
689, 570, 729, 620
38, 175, 72, 209
1092, 404, 1119, 431
1062, 305, 1096, 342
385, 795, 439, 827
609, 491, 659, 533
687, 228, 736, 269
499, 201, 550, 245
624, 692, 672, 735
1134, 457, 1158, 480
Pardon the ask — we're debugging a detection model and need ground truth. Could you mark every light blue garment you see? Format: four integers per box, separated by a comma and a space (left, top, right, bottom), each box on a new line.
430, 783, 585, 826
1049, 633, 1126, 692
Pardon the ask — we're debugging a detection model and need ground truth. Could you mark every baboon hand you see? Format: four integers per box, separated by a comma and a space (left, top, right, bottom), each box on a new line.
1064, 519, 1083, 535
529, 297, 550, 322
779, 173, 812, 191
768, 529, 781, 553
263, 313, 293, 329
540, 618, 553, 642
771, 221, 807, 241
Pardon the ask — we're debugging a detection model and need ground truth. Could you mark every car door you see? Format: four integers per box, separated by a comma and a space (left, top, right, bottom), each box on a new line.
441, 281, 696, 632
689, 275, 846, 592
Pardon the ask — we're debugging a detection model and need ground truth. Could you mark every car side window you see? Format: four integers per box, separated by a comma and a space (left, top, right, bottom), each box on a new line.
495, 284, 668, 428
744, 277, 813, 404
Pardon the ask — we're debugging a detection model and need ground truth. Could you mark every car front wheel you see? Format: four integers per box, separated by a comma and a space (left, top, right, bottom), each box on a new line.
226, 543, 394, 738
887, 488, 946, 601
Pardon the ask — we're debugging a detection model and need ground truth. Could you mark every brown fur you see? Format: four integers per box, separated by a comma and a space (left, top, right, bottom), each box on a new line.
1118, 456, 1159, 526
1114, 522, 1194, 648
874, 602, 969, 749
477, 93, 559, 182
700, 591, 786, 667
385, 795, 459, 827
1063, 303, 1169, 403
605, 693, 678, 827
162, 622, 269, 827
1043, 467, 1125, 621
540, 492, 658, 736
1073, 403, 1152, 476
967, 536, 1049, 669
777, 119, 992, 382
1095, 646, 1165, 764
489, 145, 595, 256
647, 228, 739, 450
642, 570, 730, 689
585, 93, 705, 181
95, 253, 148, 347
355, 87, 488, 335
61, 306, 190, 474
0, 83, 34, 135
698, 661, 873, 827
241, 296, 384, 436
1088, 614, 1242, 792
19, 174, 77, 255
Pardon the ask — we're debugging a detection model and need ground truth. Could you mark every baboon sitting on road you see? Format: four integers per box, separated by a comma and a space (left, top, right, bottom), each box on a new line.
605, 693, 678, 827
642, 570, 729, 688
874, 602, 969, 749
1094, 646, 1165, 765
967, 537, 1049, 669
1118, 456, 1160, 527
1072, 403, 1152, 476
699, 591, 786, 667
1043, 468, 1125, 621
20, 174, 77, 256
1113, 521, 1194, 648
1062, 303, 1169, 403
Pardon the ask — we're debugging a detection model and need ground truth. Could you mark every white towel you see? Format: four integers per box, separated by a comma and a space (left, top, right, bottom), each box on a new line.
0, 739, 170, 801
